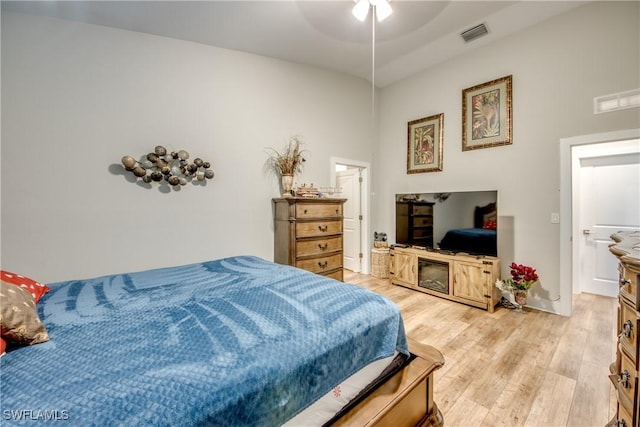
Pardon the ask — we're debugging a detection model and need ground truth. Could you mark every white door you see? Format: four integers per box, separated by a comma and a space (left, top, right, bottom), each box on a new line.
576, 142, 640, 297
337, 168, 362, 272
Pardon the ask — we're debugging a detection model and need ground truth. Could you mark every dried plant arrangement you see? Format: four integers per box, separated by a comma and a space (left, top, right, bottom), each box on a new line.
265, 136, 307, 177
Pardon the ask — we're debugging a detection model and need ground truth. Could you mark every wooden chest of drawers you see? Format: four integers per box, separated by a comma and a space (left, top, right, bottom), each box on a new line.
609, 231, 640, 427
273, 198, 347, 281
395, 200, 435, 247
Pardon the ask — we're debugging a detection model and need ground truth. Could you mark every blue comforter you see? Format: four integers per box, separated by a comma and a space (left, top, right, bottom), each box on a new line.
1, 256, 408, 426
439, 228, 497, 256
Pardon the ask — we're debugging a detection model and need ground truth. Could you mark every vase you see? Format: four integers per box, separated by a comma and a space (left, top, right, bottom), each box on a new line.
513, 290, 528, 311
281, 174, 294, 198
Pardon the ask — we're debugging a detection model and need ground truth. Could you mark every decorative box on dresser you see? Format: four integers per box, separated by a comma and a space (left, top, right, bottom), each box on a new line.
273, 197, 347, 281
609, 231, 640, 427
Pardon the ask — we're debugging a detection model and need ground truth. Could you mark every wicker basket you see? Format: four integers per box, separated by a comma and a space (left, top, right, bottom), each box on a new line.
373, 241, 389, 248
371, 248, 390, 279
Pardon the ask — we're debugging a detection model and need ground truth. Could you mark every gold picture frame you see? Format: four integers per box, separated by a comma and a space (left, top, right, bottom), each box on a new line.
407, 113, 444, 174
462, 75, 512, 151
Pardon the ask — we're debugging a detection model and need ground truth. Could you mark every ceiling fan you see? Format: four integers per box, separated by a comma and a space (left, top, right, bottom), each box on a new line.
352, 0, 393, 22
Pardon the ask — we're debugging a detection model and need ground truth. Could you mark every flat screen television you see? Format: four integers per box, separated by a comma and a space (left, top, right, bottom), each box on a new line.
395, 190, 498, 257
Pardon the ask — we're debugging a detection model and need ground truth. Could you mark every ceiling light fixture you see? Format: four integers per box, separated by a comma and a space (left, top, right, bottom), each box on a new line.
352, 0, 393, 22
352, 0, 392, 121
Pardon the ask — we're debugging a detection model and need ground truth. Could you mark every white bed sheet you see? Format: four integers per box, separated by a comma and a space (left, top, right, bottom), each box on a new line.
283, 352, 398, 426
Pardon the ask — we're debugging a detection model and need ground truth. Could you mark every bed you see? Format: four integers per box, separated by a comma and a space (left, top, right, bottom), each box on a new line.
438, 202, 497, 256
0, 256, 443, 426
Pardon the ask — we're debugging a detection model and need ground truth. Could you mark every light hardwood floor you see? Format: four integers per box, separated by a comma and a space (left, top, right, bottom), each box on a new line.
344, 270, 618, 427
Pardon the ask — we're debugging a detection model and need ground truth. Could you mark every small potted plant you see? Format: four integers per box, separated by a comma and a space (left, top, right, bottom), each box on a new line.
265, 136, 306, 197
496, 262, 539, 311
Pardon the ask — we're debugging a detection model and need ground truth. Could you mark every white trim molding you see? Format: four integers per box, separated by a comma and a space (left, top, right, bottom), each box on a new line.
559, 128, 640, 316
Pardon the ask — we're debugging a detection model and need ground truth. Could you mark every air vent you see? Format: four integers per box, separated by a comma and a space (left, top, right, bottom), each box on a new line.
594, 89, 640, 114
461, 23, 489, 43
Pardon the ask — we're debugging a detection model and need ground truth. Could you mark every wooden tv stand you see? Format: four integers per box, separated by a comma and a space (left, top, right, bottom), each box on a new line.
390, 245, 501, 312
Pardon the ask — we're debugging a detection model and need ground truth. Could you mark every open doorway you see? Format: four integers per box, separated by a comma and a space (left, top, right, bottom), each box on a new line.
330, 157, 370, 274
573, 141, 640, 297
559, 129, 640, 315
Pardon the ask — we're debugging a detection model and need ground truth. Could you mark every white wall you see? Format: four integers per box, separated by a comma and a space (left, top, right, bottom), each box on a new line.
0, 12, 375, 282
2, 3, 639, 317
375, 1, 640, 313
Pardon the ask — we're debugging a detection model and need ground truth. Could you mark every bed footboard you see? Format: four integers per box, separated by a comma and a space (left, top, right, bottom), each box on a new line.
332, 339, 444, 427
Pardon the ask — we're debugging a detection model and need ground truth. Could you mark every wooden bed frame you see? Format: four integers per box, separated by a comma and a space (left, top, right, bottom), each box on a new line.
333, 338, 444, 427
474, 202, 497, 228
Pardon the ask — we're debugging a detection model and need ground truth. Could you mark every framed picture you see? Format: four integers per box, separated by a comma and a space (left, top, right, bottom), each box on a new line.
407, 113, 444, 174
462, 75, 512, 151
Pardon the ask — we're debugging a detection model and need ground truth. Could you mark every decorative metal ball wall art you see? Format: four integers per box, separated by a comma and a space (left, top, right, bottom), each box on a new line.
121, 146, 214, 187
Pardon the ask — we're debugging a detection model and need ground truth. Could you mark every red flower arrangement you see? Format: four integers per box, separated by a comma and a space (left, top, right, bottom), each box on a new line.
496, 262, 539, 292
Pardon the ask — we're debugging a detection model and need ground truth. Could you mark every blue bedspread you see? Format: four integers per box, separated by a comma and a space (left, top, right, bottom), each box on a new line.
1, 256, 408, 426
439, 228, 497, 256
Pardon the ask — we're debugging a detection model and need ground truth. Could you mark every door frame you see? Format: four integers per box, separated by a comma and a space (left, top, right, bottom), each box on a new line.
330, 157, 371, 274
572, 140, 640, 297
336, 167, 363, 273
559, 128, 640, 316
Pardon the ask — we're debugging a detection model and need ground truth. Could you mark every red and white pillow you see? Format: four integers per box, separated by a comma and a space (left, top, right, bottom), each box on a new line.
483, 219, 497, 230
0, 271, 51, 354
1, 270, 50, 303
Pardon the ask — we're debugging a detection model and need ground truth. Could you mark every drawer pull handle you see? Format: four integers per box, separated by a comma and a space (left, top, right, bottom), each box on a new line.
318, 243, 328, 250
623, 320, 634, 338
335, 208, 339, 214
304, 209, 308, 214
318, 225, 328, 232
620, 370, 631, 389
318, 261, 328, 268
